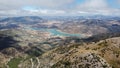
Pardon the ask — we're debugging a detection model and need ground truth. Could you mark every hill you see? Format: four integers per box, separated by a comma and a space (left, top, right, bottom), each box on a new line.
0, 29, 120, 68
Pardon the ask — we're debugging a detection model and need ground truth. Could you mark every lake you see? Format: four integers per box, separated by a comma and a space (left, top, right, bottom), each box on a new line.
30, 27, 82, 37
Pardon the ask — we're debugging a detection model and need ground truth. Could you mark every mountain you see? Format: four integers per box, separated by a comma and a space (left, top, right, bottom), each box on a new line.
0, 16, 43, 24
0, 28, 119, 68
1, 16, 120, 36
0, 16, 120, 68
20, 37, 120, 68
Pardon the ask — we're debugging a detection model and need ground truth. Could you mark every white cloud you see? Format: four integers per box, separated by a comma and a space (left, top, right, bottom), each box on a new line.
0, 0, 73, 16
0, 9, 66, 16
0, 0, 74, 10
75, 0, 120, 16
77, 0, 108, 10
0, 0, 120, 16
27, 9, 66, 15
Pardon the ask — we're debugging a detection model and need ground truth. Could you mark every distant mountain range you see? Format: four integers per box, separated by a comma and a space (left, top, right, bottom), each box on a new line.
0, 16, 120, 36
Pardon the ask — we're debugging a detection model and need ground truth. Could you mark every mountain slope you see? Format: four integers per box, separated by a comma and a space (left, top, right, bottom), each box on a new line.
20, 37, 120, 68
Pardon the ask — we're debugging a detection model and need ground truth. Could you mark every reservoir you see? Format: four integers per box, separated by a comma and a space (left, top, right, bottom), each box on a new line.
30, 27, 82, 37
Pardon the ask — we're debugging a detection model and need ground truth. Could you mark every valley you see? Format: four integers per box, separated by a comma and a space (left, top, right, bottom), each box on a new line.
0, 16, 120, 68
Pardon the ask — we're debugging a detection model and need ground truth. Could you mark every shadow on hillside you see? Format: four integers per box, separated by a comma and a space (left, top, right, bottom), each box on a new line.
0, 34, 19, 50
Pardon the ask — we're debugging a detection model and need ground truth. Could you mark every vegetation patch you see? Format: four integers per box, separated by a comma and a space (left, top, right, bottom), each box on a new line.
7, 58, 22, 68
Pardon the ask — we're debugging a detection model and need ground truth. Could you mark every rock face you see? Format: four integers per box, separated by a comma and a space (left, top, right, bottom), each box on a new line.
51, 52, 111, 68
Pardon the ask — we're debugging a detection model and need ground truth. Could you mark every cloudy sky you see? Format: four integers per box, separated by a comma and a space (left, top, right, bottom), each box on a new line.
0, 0, 120, 16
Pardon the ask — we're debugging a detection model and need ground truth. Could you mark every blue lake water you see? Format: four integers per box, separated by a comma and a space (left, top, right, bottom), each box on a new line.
31, 27, 82, 37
